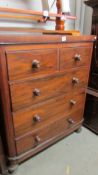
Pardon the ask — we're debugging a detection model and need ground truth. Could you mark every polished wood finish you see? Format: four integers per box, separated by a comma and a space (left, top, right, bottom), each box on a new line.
0, 6, 76, 19
0, 28, 80, 36
60, 47, 92, 70
43, 30, 80, 36
10, 67, 88, 111
0, 34, 94, 170
13, 92, 85, 137
0, 3, 77, 30
0, 6, 76, 25
0, 48, 16, 157
16, 109, 83, 155
6, 49, 58, 81
0, 34, 95, 44
0, 13, 43, 22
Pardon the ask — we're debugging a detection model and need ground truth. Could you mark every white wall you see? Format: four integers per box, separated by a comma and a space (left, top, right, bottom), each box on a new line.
0, 0, 76, 30
0, 0, 93, 34
83, 6, 92, 34
0, 0, 43, 28
75, 0, 92, 34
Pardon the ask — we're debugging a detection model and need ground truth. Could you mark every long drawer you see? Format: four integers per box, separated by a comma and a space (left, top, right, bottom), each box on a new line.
60, 47, 92, 70
15, 109, 83, 155
10, 67, 88, 111
6, 49, 58, 81
13, 92, 85, 137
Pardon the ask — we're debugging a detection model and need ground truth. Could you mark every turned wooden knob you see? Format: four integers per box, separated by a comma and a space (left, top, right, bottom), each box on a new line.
33, 114, 41, 122
35, 136, 41, 143
74, 54, 81, 61
70, 100, 77, 105
67, 118, 75, 125
72, 77, 79, 84
32, 60, 40, 69
33, 88, 40, 96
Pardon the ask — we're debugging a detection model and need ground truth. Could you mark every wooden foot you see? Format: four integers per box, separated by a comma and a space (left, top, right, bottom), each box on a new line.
75, 127, 82, 133
8, 164, 18, 174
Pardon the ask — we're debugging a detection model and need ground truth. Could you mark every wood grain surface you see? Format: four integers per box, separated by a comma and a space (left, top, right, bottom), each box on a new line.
6, 49, 58, 81
15, 109, 83, 155
0, 35, 94, 167
13, 92, 85, 137
10, 67, 88, 111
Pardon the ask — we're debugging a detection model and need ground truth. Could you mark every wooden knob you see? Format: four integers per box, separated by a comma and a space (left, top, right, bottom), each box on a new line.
35, 136, 41, 143
33, 114, 41, 122
70, 99, 76, 105
32, 60, 40, 69
74, 54, 81, 61
72, 77, 79, 84
33, 88, 40, 96
67, 118, 75, 125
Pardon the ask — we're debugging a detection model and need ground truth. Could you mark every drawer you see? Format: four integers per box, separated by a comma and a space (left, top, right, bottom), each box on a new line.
60, 47, 92, 70
15, 109, 83, 155
10, 67, 88, 111
6, 49, 58, 81
13, 92, 85, 137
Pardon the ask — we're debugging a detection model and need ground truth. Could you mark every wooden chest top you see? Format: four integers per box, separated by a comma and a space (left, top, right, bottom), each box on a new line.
0, 34, 95, 167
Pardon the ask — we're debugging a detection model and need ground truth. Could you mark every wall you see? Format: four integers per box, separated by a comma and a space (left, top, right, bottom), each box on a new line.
0, 0, 93, 34
83, 5, 92, 34
0, 0, 76, 30
0, 0, 42, 28
75, 0, 92, 34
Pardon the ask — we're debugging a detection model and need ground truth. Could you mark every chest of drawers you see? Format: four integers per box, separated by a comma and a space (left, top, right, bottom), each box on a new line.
0, 34, 95, 171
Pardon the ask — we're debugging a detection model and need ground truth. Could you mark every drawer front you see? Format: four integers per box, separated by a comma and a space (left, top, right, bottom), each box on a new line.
15, 109, 83, 155
60, 47, 92, 70
13, 92, 85, 137
10, 67, 88, 111
6, 49, 58, 81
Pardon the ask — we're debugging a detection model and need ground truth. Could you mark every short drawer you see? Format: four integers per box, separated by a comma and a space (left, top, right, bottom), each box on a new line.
13, 92, 85, 137
15, 109, 83, 155
6, 49, 58, 81
10, 67, 88, 111
60, 47, 92, 70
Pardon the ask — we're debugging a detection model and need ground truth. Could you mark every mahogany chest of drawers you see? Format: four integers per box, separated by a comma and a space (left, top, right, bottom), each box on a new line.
0, 34, 95, 171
